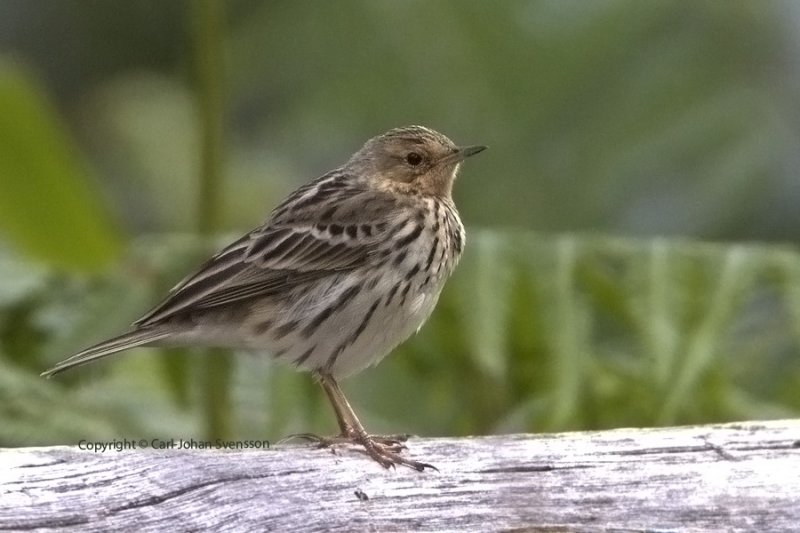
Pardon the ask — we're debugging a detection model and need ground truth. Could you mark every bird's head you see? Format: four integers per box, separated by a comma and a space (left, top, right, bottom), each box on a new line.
349, 125, 486, 198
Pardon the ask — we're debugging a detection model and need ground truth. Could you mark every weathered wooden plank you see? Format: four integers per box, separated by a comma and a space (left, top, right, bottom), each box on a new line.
1, 420, 799, 532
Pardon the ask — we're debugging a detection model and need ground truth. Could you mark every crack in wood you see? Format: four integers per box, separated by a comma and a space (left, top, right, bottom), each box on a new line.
615, 444, 719, 456
17, 459, 66, 469
477, 464, 582, 474
0, 514, 90, 530
107, 472, 286, 515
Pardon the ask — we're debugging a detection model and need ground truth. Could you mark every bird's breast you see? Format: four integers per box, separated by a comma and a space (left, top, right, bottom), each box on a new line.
241, 197, 464, 379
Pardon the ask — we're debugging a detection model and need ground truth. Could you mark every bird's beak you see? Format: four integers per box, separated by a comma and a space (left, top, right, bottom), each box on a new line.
440, 144, 487, 165
459, 145, 488, 159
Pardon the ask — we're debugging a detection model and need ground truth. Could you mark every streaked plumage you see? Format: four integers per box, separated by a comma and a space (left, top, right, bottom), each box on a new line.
43, 125, 485, 470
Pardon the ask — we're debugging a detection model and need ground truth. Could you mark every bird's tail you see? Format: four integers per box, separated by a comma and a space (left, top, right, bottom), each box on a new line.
41, 328, 172, 378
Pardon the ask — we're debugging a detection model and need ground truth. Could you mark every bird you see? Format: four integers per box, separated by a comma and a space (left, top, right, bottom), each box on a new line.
43, 125, 486, 470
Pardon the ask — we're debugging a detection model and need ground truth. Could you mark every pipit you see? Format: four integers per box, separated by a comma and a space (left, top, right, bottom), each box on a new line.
43, 125, 486, 471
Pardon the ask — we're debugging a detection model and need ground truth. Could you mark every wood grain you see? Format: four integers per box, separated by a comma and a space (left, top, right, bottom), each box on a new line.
2, 420, 799, 532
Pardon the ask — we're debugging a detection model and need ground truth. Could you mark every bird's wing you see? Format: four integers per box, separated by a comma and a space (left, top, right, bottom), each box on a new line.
134, 174, 409, 326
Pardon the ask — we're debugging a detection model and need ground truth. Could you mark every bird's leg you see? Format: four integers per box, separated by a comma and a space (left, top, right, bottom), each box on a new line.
310, 372, 435, 471
279, 373, 407, 449
319, 372, 357, 437
319, 373, 409, 448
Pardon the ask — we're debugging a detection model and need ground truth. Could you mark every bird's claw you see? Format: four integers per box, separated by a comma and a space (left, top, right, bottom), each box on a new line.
280, 431, 434, 471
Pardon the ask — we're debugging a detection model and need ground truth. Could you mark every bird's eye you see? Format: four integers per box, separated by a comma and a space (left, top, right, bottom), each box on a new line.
405, 152, 423, 166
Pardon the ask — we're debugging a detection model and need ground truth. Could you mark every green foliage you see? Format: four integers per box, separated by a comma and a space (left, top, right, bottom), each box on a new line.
0, 60, 123, 271
2, 232, 798, 445
370, 232, 800, 436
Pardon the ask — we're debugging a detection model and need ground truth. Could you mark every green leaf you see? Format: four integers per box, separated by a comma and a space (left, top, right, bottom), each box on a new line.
0, 59, 123, 271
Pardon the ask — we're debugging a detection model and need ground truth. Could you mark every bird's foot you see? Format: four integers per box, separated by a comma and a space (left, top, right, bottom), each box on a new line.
282, 431, 435, 471
284, 432, 409, 449
355, 433, 437, 472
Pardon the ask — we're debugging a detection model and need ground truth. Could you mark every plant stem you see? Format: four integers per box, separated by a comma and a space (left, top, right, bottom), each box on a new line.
191, 0, 232, 440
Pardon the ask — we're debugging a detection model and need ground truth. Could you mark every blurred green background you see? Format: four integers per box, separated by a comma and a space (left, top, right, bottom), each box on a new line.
1, 0, 799, 446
